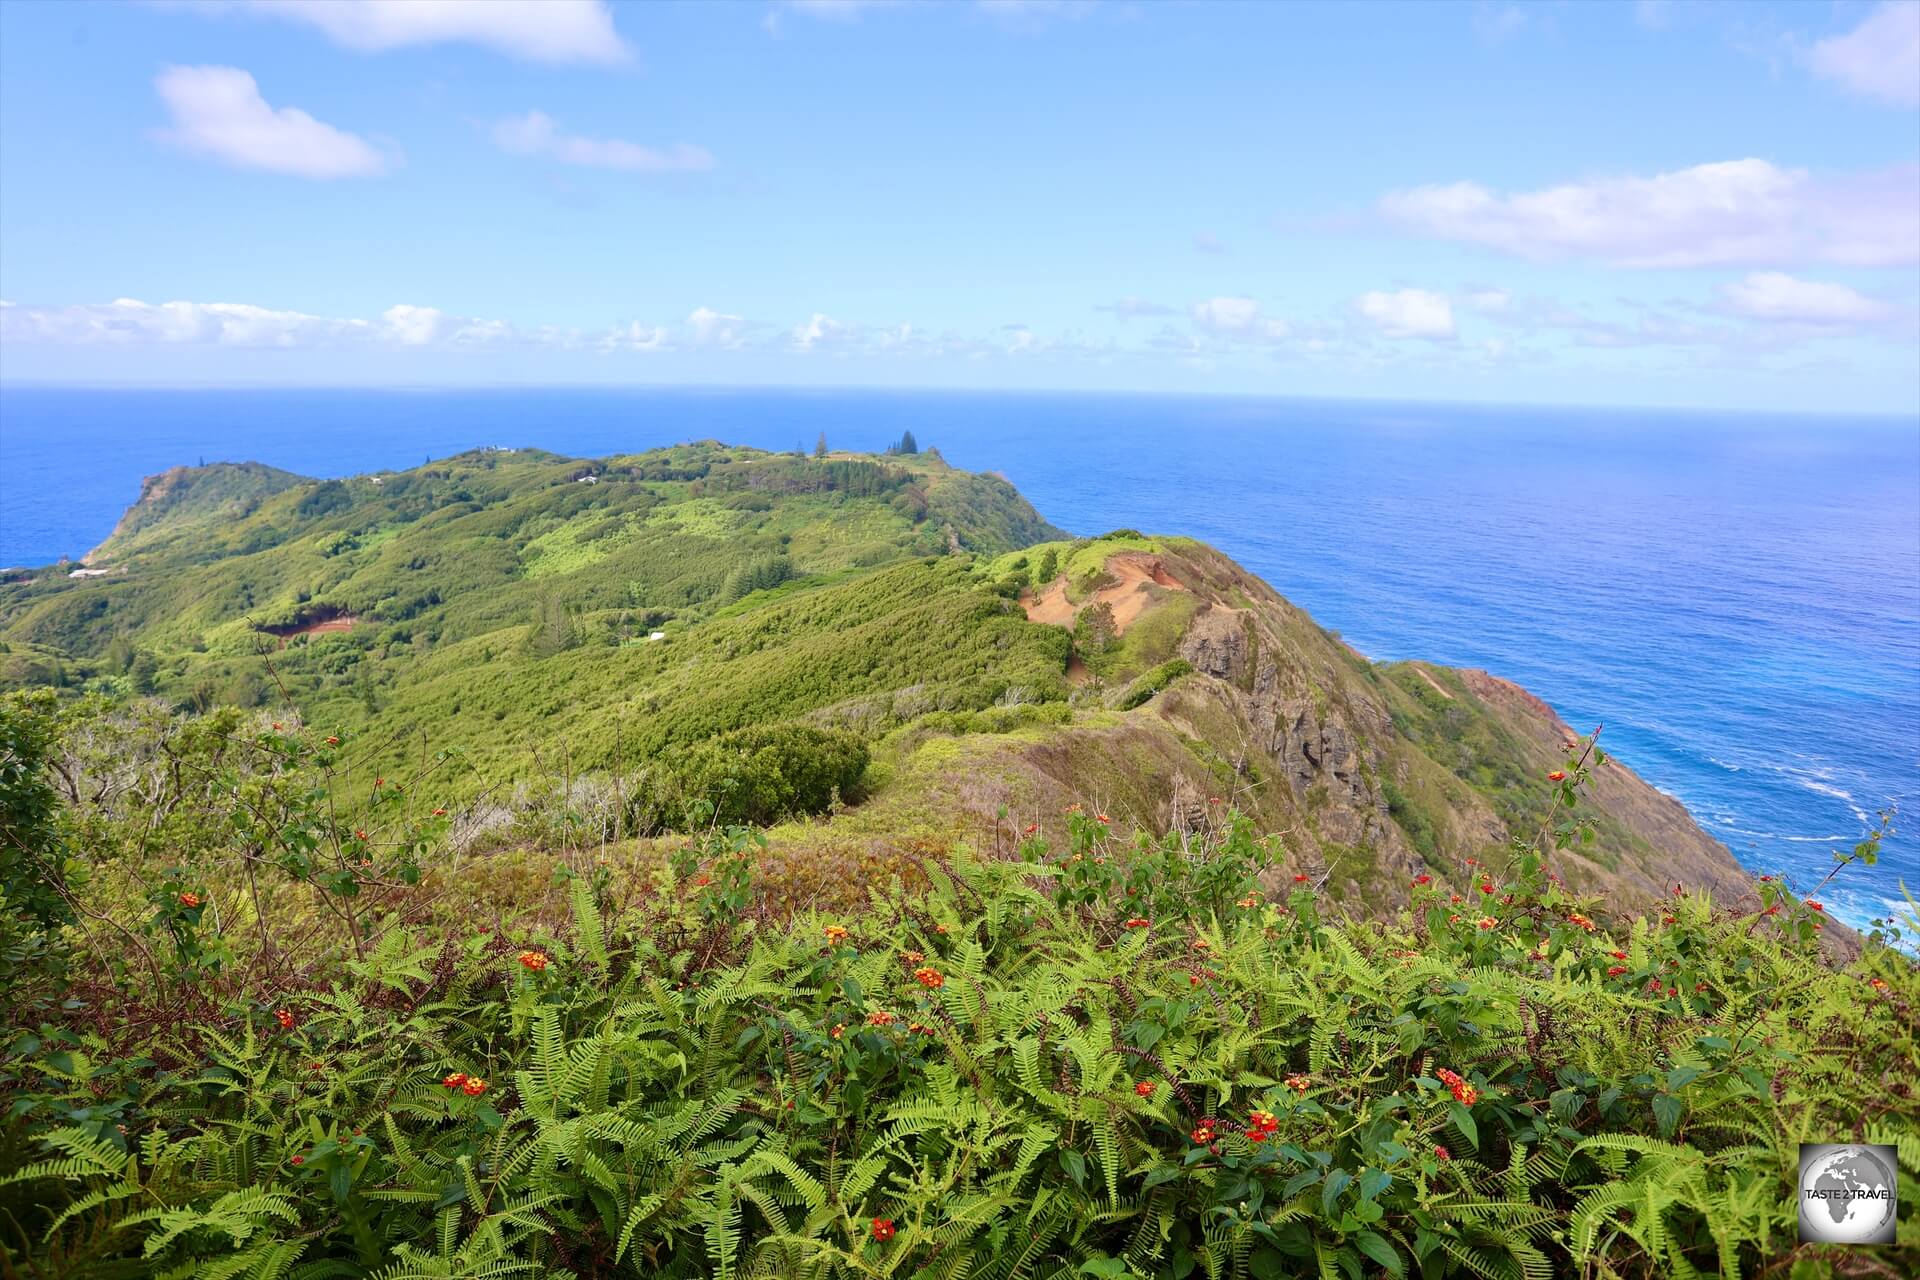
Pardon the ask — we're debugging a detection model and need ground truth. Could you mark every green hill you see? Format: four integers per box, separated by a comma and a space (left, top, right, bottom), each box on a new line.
2, 441, 1767, 920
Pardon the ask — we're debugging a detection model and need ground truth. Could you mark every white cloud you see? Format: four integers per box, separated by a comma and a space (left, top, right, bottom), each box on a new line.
164, 0, 628, 65
381, 305, 449, 346
599, 321, 668, 352
153, 65, 391, 178
1189, 296, 1289, 341
791, 312, 848, 350
687, 307, 747, 348
1382, 158, 1920, 268
1718, 272, 1894, 324
1355, 289, 1456, 339
1, 297, 367, 346
1809, 2, 1920, 107
492, 111, 714, 173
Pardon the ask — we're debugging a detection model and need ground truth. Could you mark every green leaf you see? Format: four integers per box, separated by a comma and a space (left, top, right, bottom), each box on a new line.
1652, 1092, 1683, 1136
1448, 1102, 1479, 1151
1354, 1231, 1404, 1277
1321, 1167, 1353, 1217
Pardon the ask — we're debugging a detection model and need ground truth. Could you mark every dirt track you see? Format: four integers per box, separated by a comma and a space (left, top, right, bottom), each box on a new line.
1019, 553, 1187, 636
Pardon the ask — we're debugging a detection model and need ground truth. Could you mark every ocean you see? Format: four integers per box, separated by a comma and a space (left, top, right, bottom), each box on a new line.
2, 385, 1916, 931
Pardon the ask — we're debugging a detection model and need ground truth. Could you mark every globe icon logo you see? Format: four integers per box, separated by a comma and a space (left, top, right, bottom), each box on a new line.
1798, 1144, 1898, 1245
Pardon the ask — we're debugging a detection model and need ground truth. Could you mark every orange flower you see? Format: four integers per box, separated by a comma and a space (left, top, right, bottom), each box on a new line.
913, 966, 945, 989
830, 1024, 845, 1039
1609, 949, 1628, 960
274, 1007, 295, 1030
1869, 977, 1888, 991
1022, 823, 1038, 836
1124, 917, 1151, 929
1476, 916, 1498, 930
353, 829, 368, 842
271, 721, 283, 730
1096, 813, 1111, 824
373, 777, 384, 789
1805, 900, 1824, 912
517, 951, 549, 971
177, 891, 201, 908
866, 1010, 897, 1027
462, 1077, 488, 1096
325, 735, 340, 746
1547, 770, 1566, 782
933, 923, 950, 935
1135, 1080, 1155, 1097
1566, 913, 1596, 932
1190, 1118, 1217, 1144
1246, 1109, 1280, 1142
1284, 1073, 1309, 1094
1188, 974, 1202, 987
901, 949, 924, 964
442, 1072, 468, 1089
824, 924, 850, 944
1235, 894, 1261, 908
1190, 937, 1211, 951
432, 807, 447, 817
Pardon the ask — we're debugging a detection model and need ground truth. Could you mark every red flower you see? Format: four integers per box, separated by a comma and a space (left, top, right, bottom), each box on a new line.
1648, 978, 1665, 992
177, 891, 202, 908
870, 1218, 896, 1242
1434, 1145, 1451, 1161
1805, 900, 1824, 912
1662, 915, 1677, 924
830, 1024, 846, 1039
1022, 823, 1038, 836
867, 1010, 897, 1027
1135, 1080, 1155, 1097
1609, 950, 1627, 960
901, 949, 925, 964
1293, 873, 1310, 883
442, 1072, 468, 1089
1758, 874, 1773, 882
1190, 1119, 1217, 1144
1208, 795, 1223, 804
1476, 916, 1498, 930
518, 951, 549, 972
353, 829, 368, 842
693, 874, 711, 887
1449, 894, 1463, 904
1479, 880, 1494, 894
374, 777, 384, 789
274, 1007, 295, 1030
432, 807, 447, 817
1189, 974, 1202, 987
1547, 770, 1566, 782
1694, 982, 1708, 992
1566, 912, 1596, 932
324, 735, 340, 746
1246, 1108, 1279, 1141
1606, 965, 1628, 977
1095, 813, 1111, 825
462, 1077, 488, 1096
1869, 977, 1888, 991
1412, 874, 1432, 886
1124, 917, 1151, 929
913, 966, 945, 989
1436, 1068, 1478, 1106
1284, 1073, 1310, 1094
290, 1154, 305, 1166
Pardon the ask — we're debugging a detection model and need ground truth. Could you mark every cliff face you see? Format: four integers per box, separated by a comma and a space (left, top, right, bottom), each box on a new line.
856, 538, 1758, 920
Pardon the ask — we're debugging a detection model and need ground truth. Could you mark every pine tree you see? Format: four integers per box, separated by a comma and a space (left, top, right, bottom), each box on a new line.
814, 432, 828, 459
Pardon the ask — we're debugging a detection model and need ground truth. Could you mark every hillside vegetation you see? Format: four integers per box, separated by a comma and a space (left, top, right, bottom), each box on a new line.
0, 441, 1912, 1275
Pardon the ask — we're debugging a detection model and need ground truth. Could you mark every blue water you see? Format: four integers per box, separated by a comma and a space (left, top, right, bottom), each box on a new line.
3, 386, 1917, 930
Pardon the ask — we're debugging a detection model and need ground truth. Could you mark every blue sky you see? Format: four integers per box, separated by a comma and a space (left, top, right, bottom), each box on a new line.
1, 0, 1916, 412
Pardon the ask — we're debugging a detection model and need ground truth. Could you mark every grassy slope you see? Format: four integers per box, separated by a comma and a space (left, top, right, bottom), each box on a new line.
1, 443, 1754, 919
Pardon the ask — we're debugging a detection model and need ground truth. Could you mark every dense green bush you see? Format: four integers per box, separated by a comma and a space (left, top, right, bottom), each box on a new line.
636, 723, 870, 830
